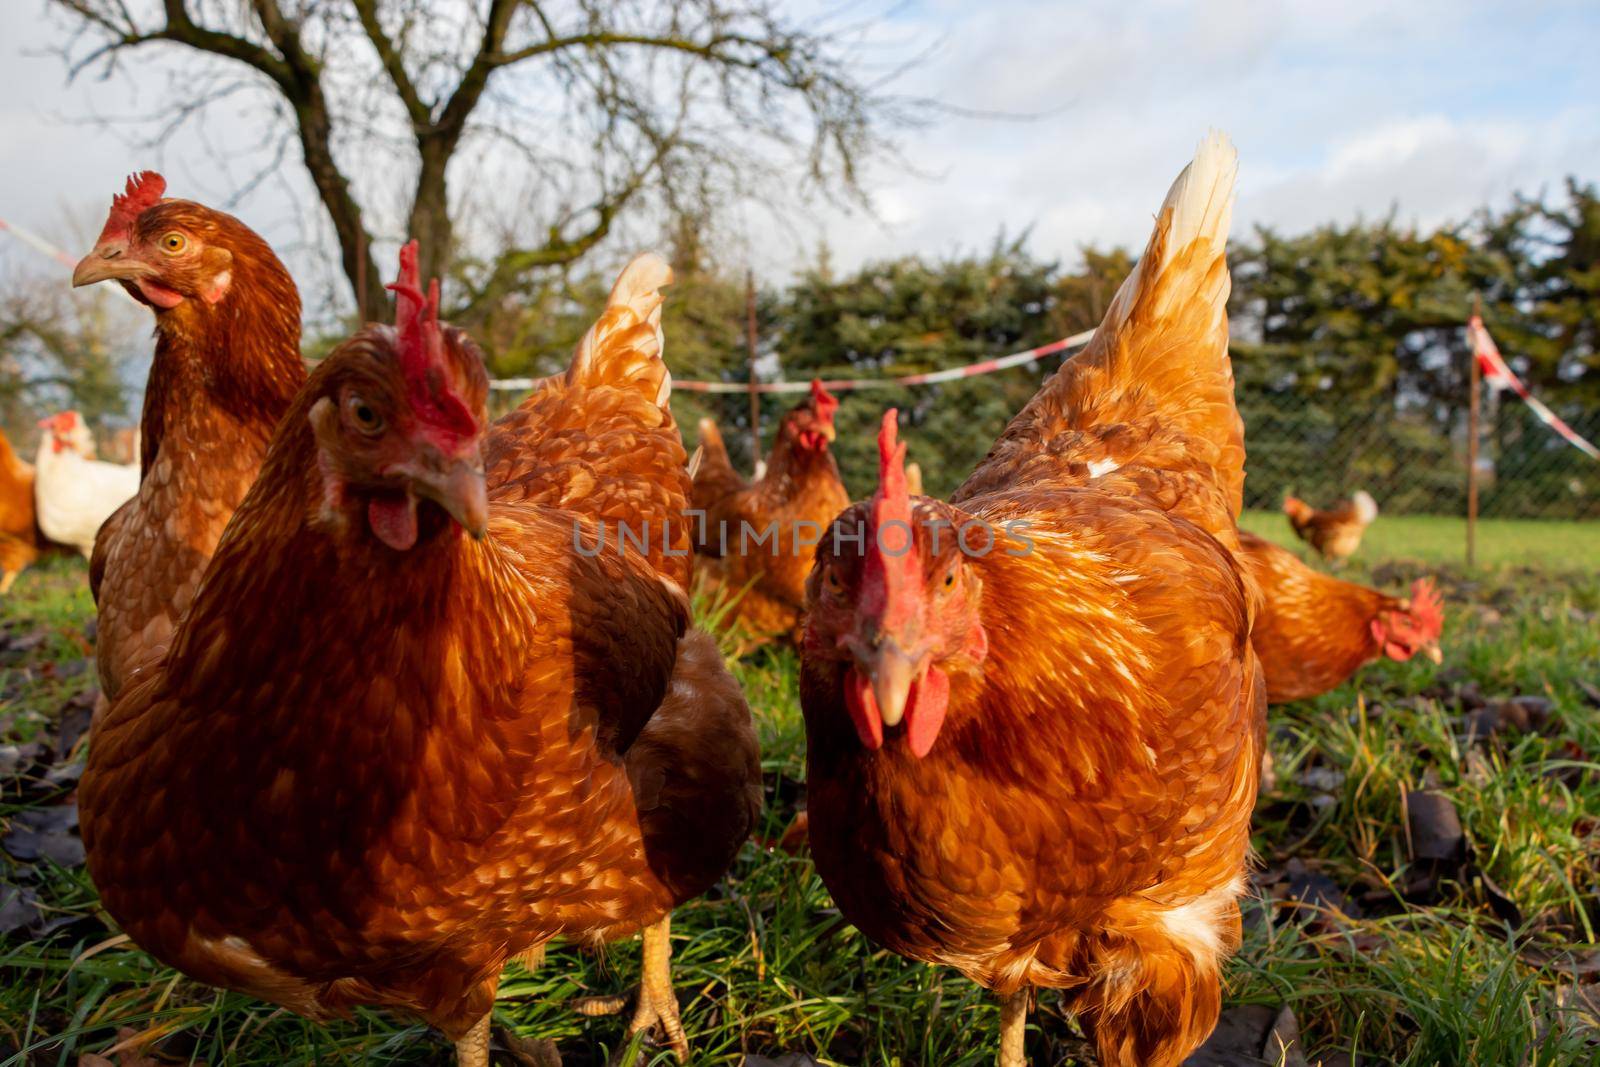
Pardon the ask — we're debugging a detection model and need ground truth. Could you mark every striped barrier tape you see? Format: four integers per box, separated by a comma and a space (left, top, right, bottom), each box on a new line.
1470, 314, 1599, 461
490, 328, 1098, 393
0, 216, 142, 305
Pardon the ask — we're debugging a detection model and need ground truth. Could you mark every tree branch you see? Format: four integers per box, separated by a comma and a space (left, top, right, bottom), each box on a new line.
350, 0, 430, 127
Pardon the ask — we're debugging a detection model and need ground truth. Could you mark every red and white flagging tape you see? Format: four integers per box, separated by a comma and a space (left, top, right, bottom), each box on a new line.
0, 216, 141, 305
491, 329, 1099, 393
1469, 314, 1599, 461
27, 205, 1583, 453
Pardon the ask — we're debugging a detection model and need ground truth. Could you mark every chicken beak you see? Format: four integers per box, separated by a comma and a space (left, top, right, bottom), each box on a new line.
412, 453, 489, 540
864, 638, 921, 728
1424, 644, 1443, 665
73, 240, 149, 288
820, 421, 837, 443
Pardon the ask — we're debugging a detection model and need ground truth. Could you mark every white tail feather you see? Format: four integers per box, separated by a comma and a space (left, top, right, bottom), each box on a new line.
1352, 490, 1378, 525
1102, 131, 1237, 338
567, 251, 674, 405
1161, 131, 1237, 275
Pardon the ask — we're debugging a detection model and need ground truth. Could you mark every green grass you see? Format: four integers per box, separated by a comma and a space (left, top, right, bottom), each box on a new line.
3, 540, 1599, 1065
1241, 509, 1600, 569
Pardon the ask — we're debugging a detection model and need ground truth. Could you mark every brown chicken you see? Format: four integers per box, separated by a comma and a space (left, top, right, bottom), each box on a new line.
799, 134, 1262, 1067
0, 425, 42, 593
71, 171, 305, 705
80, 244, 760, 1067
1283, 489, 1377, 561
692, 379, 850, 639
1238, 529, 1443, 702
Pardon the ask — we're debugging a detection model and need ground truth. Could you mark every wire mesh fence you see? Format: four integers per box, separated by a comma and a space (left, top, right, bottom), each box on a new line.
1240, 389, 1600, 522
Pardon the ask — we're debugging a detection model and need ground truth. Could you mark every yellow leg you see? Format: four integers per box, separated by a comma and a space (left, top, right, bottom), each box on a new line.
455, 1012, 491, 1067
998, 987, 1030, 1067
627, 916, 689, 1060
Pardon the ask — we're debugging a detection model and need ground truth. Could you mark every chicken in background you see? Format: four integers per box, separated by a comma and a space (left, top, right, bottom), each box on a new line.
0, 425, 44, 593
1284, 488, 1377, 562
80, 244, 760, 1067
800, 135, 1261, 1067
692, 379, 850, 640
32, 412, 139, 559
71, 171, 305, 706
1239, 529, 1443, 702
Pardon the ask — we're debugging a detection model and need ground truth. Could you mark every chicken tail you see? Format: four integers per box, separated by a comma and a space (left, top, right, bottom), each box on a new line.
565, 253, 675, 409
697, 417, 728, 459
1087, 130, 1240, 509
1351, 489, 1378, 525
955, 134, 1243, 532
690, 416, 746, 506
0, 426, 31, 483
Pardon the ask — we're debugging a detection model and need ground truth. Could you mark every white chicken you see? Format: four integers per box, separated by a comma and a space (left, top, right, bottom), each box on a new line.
33, 411, 139, 558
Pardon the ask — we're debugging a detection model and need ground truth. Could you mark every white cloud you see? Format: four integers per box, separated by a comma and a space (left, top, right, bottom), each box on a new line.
1, 0, 1596, 305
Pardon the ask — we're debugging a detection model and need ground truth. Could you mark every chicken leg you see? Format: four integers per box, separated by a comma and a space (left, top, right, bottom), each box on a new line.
998, 987, 1029, 1067
456, 1012, 491, 1067
626, 916, 689, 1060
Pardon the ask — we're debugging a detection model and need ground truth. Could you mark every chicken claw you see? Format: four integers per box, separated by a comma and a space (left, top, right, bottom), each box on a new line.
622, 916, 689, 1062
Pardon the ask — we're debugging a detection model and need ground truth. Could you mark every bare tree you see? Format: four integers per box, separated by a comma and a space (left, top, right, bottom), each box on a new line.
0, 264, 145, 437
49, 0, 914, 320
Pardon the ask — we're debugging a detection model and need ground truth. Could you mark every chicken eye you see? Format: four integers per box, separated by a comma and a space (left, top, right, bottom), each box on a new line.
345, 393, 383, 434
943, 571, 956, 588
825, 568, 843, 594
160, 233, 187, 254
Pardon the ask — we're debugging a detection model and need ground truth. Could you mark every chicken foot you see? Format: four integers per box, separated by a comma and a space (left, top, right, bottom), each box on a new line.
621, 915, 689, 1061
455, 1012, 492, 1067
997, 987, 1030, 1067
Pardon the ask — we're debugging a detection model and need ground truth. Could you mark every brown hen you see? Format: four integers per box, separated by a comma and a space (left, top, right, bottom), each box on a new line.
71, 172, 305, 706
80, 245, 760, 1066
1239, 529, 1443, 703
799, 134, 1262, 1067
1283, 489, 1377, 561
0, 425, 42, 593
692, 379, 850, 640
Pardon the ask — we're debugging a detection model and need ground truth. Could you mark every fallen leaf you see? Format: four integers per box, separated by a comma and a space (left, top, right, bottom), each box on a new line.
1184, 1003, 1307, 1066
1406, 790, 1464, 864
56, 690, 97, 759
1472, 866, 1523, 927
0, 882, 41, 935
0, 742, 45, 780
1521, 944, 1600, 980
493, 1026, 562, 1067
2, 803, 85, 867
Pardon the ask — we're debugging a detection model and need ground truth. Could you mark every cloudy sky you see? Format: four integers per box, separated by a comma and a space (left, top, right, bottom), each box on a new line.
2, 0, 1596, 310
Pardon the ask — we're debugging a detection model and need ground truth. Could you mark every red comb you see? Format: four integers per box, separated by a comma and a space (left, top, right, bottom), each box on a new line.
96, 171, 166, 244
810, 378, 839, 422
1409, 577, 1444, 638
387, 241, 478, 445
860, 409, 920, 632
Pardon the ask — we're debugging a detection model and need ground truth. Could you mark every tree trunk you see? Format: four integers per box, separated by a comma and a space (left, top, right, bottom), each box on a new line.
290, 94, 387, 320
408, 135, 455, 296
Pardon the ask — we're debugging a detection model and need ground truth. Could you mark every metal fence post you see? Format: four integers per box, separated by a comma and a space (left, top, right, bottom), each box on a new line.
746, 270, 760, 466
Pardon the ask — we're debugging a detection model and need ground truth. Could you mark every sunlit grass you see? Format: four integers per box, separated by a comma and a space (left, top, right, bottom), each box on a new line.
3, 545, 1598, 1064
